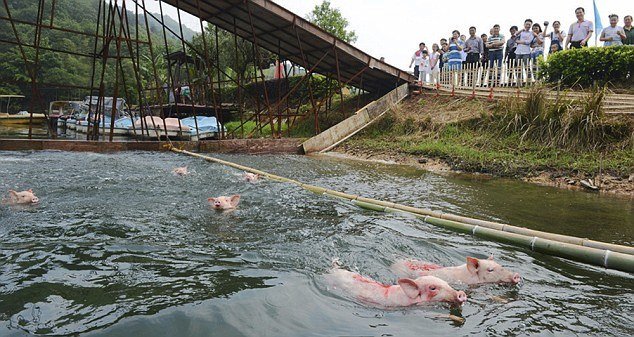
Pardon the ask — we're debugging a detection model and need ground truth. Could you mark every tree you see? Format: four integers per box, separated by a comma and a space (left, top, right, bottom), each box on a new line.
306, 1, 357, 43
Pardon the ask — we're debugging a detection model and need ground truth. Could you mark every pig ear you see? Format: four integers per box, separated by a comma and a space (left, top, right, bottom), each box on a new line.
466, 257, 480, 274
488, 255, 494, 260
397, 278, 421, 299
207, 197, 216, 202
8, 190, 17, 196
229, 195, 241, 207
28, 189, 33, 192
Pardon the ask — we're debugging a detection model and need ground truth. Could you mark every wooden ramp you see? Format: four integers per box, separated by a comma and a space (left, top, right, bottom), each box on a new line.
301, 84, 409, 154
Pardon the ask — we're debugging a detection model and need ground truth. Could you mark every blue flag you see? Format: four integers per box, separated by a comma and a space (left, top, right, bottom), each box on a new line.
593, 0, 603, 45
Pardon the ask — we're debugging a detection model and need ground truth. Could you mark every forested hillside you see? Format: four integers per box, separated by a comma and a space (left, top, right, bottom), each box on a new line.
0, 0, 196, 107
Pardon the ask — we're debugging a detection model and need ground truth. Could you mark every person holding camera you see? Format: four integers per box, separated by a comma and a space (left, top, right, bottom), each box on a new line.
565, 7, 593, 49
544, 21, 566, 51
600, 14, 626, 46
447, 30, 464, 70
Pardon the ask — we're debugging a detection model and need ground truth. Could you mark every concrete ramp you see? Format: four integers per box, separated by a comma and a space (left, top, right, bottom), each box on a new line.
302, 84, 409, 154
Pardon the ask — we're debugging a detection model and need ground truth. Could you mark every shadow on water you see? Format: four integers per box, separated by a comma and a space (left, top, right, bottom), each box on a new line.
0, 151, 632, 336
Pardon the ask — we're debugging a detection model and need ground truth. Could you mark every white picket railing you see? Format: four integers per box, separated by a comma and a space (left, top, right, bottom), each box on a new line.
420, 59, 541, 89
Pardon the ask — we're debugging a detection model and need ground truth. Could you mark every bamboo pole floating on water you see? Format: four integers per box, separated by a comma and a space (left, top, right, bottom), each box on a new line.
170, 147, 634, 273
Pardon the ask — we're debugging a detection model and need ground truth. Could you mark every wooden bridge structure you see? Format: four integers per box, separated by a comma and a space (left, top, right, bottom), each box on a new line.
0, 0, 415, 142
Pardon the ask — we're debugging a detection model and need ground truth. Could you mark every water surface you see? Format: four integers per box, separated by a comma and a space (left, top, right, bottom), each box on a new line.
0, 151, 632, 336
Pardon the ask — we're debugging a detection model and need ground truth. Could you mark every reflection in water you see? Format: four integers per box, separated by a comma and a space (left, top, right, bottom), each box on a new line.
0, 151, 632, 336
0, 124, 49, 139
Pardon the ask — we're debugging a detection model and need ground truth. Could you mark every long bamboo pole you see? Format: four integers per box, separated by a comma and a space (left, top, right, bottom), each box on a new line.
170, 147, 634, 273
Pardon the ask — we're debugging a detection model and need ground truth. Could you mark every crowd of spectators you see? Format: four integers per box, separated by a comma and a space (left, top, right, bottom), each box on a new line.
409, 7, 634, 83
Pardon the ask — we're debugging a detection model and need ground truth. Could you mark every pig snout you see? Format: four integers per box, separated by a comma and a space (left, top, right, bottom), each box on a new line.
511, 273, 521, 284
31, 196, 39, 204
455, 290, 467, 304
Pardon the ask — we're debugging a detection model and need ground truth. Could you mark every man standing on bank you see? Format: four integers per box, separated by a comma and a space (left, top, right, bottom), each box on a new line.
622, 15, 634, 45
465, 27, 484, 64
409, 43, 428, 80
565, 7, 593, 49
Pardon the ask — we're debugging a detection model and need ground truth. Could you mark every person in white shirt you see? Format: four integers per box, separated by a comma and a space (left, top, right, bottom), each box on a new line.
430, 43, 442, 84
530, 23, 545, 61
600, 14, 626, 46
419, 51, 432, 84
516, 19, 534, 64
565, 7, 593, 49
459, 35, 468, 64
409, 43, 428, 80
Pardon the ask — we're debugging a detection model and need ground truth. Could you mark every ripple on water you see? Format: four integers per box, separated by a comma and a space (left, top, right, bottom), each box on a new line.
0, 151, 632, 336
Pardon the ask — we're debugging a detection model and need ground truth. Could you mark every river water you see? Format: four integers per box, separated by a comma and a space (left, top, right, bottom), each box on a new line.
0, 151, 632, 336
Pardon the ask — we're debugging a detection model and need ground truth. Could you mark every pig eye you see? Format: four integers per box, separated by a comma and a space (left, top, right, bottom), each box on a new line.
487, 268, 494, 272
429, 286, 436, 291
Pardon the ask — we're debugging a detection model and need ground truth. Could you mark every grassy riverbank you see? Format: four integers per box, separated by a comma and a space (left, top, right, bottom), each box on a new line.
337, 91, 633, 196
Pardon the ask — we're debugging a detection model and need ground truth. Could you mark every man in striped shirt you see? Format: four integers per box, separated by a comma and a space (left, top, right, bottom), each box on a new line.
487, 24, 505, 68
486, 24, 505, 86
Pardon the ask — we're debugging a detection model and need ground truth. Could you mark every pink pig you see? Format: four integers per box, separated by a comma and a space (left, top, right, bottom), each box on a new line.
243, 172, 260, 183
324, 268, 467, 308
172, 166, 189, 176
391, 256, 521, 286
207, 195, 240, 210
3, 189, 39, 205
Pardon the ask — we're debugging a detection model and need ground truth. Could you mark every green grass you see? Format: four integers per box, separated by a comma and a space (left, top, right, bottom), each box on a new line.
350, 121, 633, 177
225, 120, 289, 137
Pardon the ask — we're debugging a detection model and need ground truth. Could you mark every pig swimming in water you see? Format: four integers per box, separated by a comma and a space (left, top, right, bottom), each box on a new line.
243, 172, 260, 183
3, 189, 39, 205
324, 268, 467, 308
207, 195, 240, 210
391, 256, 521, 286
172, 166, 189, 176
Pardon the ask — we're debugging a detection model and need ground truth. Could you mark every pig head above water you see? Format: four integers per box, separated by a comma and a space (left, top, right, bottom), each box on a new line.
243, 172, 260, 183
172, 167, 189, 176
207, 195, 240, 210
3, 189, 39, 205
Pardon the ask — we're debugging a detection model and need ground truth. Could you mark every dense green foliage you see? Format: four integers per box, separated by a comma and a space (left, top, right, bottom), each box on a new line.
539, 46, 634, 87
189, 24, 274, 89
0, 0, 194, 106
306, 1, 357, 43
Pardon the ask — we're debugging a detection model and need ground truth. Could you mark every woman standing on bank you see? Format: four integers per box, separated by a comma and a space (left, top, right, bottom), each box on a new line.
446, 30, 464, 70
